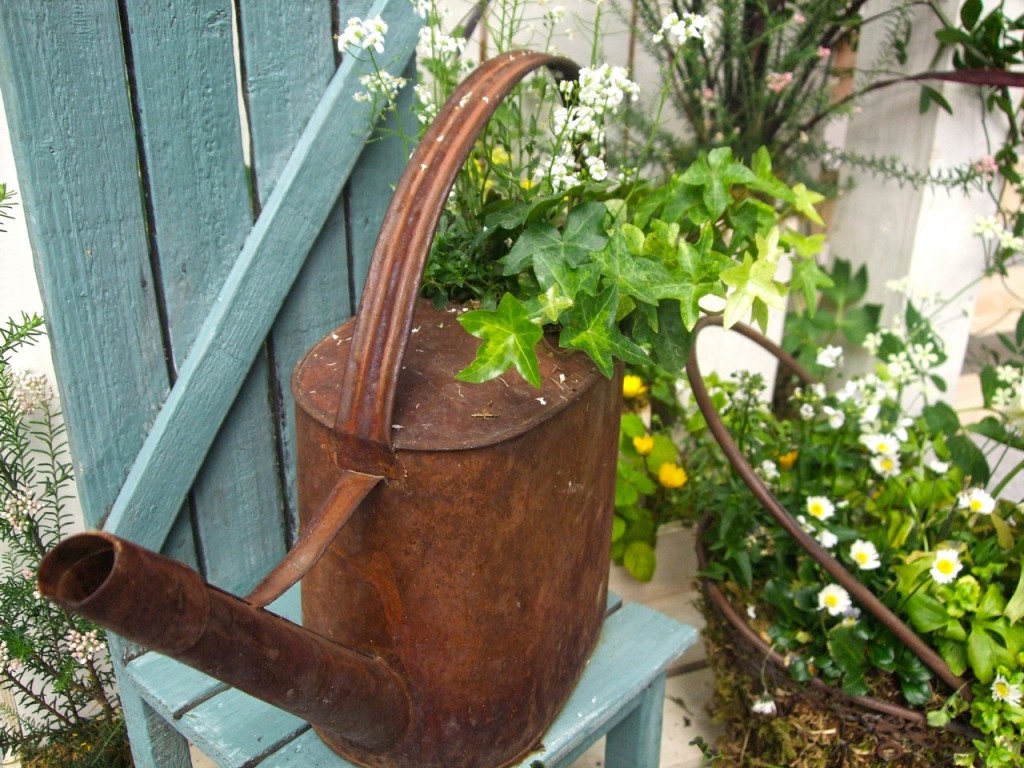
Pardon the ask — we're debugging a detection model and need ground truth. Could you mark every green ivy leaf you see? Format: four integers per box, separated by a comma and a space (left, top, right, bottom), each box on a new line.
720, 229, 787, 329
623, 541, 657, 582
502, 201, 609, 290
456, 293, 544, 386
559, 286, 649, 377
791, 183, 825, 226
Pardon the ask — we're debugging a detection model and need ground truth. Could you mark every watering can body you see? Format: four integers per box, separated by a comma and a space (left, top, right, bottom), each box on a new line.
39, 52, 623, 768
296, 302, 620, 767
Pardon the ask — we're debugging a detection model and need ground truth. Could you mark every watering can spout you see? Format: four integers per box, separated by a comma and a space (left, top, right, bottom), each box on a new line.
37, 531, 410, 751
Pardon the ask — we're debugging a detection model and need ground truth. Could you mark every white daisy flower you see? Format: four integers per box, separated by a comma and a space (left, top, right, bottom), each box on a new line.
849, 540, 881, 570
817, 584, 852, 616
992, 674, 1022, 706
806, 496, 835, 521
930, 548, 963, 584
958, 488, 995, 515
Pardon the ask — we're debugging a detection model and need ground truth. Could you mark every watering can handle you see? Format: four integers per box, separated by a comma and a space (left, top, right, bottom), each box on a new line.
244, 52, 580, 608
684, 315, 969, 696
332, 51, 580, 449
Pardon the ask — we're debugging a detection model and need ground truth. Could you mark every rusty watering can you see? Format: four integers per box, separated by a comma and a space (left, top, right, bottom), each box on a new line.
38, 51, 623, 768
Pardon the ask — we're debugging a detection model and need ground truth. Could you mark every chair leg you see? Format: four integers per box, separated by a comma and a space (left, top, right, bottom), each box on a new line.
113, 638, 192, 768
604, 675, 667, 768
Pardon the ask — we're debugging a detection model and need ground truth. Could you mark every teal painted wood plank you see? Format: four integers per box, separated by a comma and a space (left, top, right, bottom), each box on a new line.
237, 0, 351, 530
121, 0, 286, 592
0, 3, 167, 529
103, 0, 420, 552
179, 688, 308, 768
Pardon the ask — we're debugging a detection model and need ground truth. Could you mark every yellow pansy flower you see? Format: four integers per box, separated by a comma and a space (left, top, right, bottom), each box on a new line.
622, 374, 647, 399
778, 450, 798, 470
658, 462, 688, 489
632, 434, 654, 456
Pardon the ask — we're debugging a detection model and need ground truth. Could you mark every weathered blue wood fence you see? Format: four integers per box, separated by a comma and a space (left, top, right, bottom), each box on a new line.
0, 2, 418, 764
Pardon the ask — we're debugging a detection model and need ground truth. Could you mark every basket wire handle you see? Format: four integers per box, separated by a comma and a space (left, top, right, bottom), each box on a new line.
333, 51, 580, 450
685, 315, 968, 696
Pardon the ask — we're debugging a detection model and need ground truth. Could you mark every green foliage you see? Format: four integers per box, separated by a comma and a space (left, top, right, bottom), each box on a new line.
0, 313, 127, 764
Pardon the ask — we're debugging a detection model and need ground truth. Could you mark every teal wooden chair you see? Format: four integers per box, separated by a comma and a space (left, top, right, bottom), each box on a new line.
0, 2, 696, 766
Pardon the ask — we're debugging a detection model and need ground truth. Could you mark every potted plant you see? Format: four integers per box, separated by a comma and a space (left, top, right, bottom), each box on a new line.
342, 0, 830, 390
676, 283, 1024, 765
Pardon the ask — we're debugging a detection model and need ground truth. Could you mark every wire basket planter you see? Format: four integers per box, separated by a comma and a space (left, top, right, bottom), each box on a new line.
685, 316, 981, 766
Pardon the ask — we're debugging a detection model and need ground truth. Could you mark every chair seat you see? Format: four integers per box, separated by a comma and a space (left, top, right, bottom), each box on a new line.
122, 589, 696, 767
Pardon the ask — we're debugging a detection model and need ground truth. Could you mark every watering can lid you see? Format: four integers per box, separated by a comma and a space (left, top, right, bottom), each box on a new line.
293, 298, 606, 452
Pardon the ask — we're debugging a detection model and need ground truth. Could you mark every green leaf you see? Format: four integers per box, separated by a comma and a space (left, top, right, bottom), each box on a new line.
789, 256, 833, 316
906, 591, 951, 633
967, 624, 1012, 683
624, 541, 657, 582
559, 286, 649, 377
919, 84, 953, 115
502, 201, 609, 290
594, 228, 677, 307
791, 183, 825, 226
829, 624, 868, 696
948, 433, 991, 485
922, 401, 962, 435
456, 293, 544, 386
1005, 568, 1024, 624
720, 229, 787, 329
960, 0, 983, 30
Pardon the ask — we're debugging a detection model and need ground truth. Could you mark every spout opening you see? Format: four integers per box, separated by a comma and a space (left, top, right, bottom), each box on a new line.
39, 534, 116, 606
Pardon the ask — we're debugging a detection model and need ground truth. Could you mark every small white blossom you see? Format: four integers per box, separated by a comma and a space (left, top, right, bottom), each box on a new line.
992, 674, 1023, 706
849, 540, 881, 570
958, 488, 995, 515
930, 548, 963, 584
654, 12, 710, 46
756, 459, 779, 482
10, 370, 51, 415
818, 584, 852, 616
799, 403, 815, 420
816, 529, 838, 549
928, 459, 950, 474
816, 345, 843, 369
65, 629, 103, 666
806, 496, 835, 521
822, 405, 845, 429
337, 15, 388, 55
2, 488, 38, 535
353, 71, 408, 104
751, 694, 777, 715
410, 0, 432, 18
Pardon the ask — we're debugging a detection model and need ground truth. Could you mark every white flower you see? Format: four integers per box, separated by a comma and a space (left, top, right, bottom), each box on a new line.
654, 12, 710, 46
958, 488, 995, 515
860, 432, 900, 456
816, 345, 843, 369
10, 370, 51, 414
870, 452, 901, 478
410, 0, 432, 18
65, 629, 103, 666
818, 584, 852, 616
822, 405, 845, 429
756, 459, 779, 482
353, 71, 408, 104
816, 529, 838, 549
930, 548, 963, 584
746, 604, 757, 620
2, 488, 38, 536
799, 403, 815, 420
585, 155, 608, 182
751, 694, 777, 715
928, 459, 950, 474
849, 540, 881, 570
992, 674, 1023, 706
806, 496, 835, 521
337, 15, 388, 55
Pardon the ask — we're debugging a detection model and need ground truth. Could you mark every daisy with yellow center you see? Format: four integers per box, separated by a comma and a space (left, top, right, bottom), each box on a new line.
657, 462, 688, 489
632, 434, 654, 456
806, 495, 835, 521
849, 540, 881, 570
860, 432, 900, 456
930, 547, 963, 584
958, 487, 995, 515
817, 584, 852, 616
992, 674, 1022, 706
870, 453, 901, 478
622, 375, 648, 399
